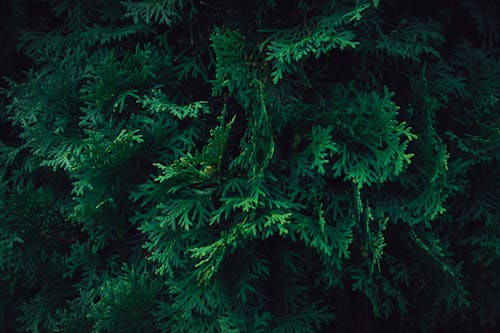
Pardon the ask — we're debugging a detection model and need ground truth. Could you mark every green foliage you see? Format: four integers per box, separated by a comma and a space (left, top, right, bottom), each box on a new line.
261, 1, 374, 83
87, 264, 162, 333
315, 83, 417, 186
1, 0, 499, 332
141, 89, 210, 119
375, 18, 443, 62
122, 0, 189, 26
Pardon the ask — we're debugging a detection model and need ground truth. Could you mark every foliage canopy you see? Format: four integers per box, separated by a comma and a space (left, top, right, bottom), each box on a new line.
1, 0, 499, 332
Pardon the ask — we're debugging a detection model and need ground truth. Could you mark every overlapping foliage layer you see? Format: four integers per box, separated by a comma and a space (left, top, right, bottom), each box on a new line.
1, 0, 499, 332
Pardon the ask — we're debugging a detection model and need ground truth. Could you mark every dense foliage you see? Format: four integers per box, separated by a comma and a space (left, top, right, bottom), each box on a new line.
1, 0, 499, 332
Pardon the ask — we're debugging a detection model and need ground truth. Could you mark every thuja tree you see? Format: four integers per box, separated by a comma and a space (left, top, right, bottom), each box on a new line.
1, 0, 499, 332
